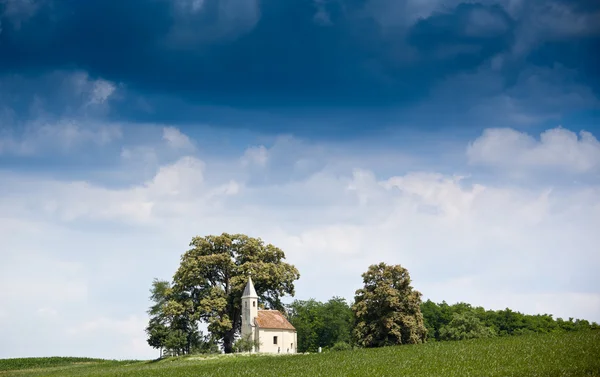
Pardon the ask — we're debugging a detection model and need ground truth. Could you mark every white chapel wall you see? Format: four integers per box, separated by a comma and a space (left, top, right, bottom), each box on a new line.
257, 328, 297, 354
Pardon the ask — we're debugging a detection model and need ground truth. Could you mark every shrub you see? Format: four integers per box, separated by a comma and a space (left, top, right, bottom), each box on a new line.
439, 312, 496, 341
331, 341, 351, 352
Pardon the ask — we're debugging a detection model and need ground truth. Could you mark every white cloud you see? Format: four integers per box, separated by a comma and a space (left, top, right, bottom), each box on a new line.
87, 79, 117, 105
121, 146, 159, 166
0, 120, 122, 155
241, 145, 269, 167
60, 72, 118, 109
162, 126, 195, 151
37, 307, 59, 319
0, 71, 120, 123
467, 127, 600, 174
0, 155, 240, 226
0, 125, 598, 360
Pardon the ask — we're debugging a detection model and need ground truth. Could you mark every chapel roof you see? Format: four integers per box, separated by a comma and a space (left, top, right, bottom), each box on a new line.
255, 310, 296, 331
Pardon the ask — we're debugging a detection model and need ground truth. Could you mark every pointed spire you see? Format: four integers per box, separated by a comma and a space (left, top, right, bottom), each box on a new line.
242, 275, 258, 298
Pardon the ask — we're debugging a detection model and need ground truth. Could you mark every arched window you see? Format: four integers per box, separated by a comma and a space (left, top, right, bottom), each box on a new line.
253, 301, 256, 307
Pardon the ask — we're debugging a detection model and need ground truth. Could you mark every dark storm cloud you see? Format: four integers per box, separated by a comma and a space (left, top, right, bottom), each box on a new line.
406, 3, 514, 81
0, 0, 598, 110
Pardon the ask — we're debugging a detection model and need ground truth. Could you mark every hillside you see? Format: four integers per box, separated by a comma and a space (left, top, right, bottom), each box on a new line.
2, 331, 599, 377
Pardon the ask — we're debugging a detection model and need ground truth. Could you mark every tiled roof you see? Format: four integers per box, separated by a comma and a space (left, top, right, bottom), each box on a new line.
255, 310, 296, 330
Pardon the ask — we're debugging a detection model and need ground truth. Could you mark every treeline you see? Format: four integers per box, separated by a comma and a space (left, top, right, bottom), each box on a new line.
421, 300, 600, 341
286, 297, 599, 352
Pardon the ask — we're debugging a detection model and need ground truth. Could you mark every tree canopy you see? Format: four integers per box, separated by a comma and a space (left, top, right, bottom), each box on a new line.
287, 297, 353, 352
171, 233, 300, 353
352, 263, 427, 347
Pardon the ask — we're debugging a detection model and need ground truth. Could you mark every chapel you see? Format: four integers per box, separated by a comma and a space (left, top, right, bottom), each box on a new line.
241, 276, 297, 354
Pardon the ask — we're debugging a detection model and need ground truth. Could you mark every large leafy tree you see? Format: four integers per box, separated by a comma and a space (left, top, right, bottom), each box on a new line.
352, 263, 427, 347
171, 233, 300, 353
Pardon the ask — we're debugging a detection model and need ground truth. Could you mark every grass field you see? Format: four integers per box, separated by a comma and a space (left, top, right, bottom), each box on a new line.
2, 331, 599, 377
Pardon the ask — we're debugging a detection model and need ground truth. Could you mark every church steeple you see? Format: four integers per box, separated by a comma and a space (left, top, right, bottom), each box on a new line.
242, 275, 258, 299
241, 275, 259, 352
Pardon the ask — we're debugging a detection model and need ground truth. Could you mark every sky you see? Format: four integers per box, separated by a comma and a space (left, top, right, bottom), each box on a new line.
0, 0, 599, 361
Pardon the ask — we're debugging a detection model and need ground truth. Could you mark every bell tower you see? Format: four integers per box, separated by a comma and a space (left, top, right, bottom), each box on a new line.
241, 275, 258, 350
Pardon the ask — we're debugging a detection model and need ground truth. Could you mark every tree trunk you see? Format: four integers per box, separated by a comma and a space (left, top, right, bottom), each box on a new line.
222, 305, 240, 354
223, 329, 235, 353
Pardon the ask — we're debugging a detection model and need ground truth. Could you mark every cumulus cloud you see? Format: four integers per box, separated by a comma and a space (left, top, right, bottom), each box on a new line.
467, 127, 600, 174
0, 155, 241, 224
87, 79, 117, 105
62, 73, 118, 107
0, 71, 120, 123
241, 145, 268, 167
0, 120, 122, 155
162, 126, 195, 151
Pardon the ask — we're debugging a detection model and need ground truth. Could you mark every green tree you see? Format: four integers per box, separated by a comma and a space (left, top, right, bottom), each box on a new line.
287, 297, 353, 352
352, 263, 427, 347
439, 311, 496, 341
162, 329, 188, 356
145, 278, 203, 356
421, 300, 453, 341
146, 318, 170, 356
172, 233, 300, 353
145, 279, 180, 357
192, 331, 220, 354
321, 297, 354, 346
287, 299, 324, 352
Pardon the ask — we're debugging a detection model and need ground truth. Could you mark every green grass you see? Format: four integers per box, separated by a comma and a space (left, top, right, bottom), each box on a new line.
0, 357, 111, 371
2, 331, 599, 376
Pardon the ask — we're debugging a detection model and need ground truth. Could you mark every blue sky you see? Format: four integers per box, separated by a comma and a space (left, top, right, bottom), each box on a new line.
1, 0, 599, 360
